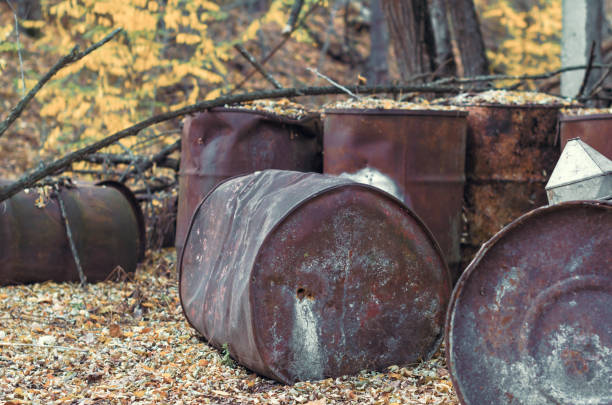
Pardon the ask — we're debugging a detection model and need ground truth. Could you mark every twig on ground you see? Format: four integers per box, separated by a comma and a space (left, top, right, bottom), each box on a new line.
307, 67, 362, 99
0, 82, 478, 203
0, 28, 123, 139
234, 44, 283, 89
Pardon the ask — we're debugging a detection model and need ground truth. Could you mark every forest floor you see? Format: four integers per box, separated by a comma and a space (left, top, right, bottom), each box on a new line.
0, 251, 458, 405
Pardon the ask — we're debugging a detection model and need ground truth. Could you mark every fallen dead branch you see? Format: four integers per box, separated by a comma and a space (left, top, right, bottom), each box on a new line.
0, 82, 472, 202
0, 28, 122, 139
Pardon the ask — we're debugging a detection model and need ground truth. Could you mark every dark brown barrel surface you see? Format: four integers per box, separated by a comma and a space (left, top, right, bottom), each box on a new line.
559, 114, 612, 160
176, 108, 322, 253
323, 109, 467, 280
179, 170, 451, 384
461, 105, 562, 269
0, 181, 144, 285
446, 201, 611, 405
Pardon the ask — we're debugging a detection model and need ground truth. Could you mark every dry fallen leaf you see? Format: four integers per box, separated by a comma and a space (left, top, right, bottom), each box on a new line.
109, 324, 123, 338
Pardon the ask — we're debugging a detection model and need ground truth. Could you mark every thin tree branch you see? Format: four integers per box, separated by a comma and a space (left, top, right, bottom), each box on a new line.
283, 0, 304, 35
578, 40, 597, 98
433, 63, 612, 86
0, 28, 123, 139
234, 44, 283, 89
231, 0, 322, 93
55, 187, 87, 288
0, 82, 471, 202
307, 67, 362, 99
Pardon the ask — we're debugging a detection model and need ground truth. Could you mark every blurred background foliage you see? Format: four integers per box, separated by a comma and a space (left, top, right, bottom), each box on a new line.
0, 0, 609, 178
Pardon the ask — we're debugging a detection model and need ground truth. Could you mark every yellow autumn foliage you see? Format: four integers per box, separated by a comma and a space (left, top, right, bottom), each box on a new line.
3, 0, 314, 157
476, 0, 561, 85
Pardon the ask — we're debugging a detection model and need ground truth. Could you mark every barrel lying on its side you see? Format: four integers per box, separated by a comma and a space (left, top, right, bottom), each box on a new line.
179, 170, 451, 384
0, 181, 145, 285
446, 201, 611, 405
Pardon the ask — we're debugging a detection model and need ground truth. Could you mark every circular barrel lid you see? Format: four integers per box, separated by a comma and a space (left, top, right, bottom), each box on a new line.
446, 201, 611, 405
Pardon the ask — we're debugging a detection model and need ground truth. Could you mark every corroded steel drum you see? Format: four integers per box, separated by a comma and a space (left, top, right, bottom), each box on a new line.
0, 181, 145, 285
323, 109, 467, 281
446, 201, 611, 405
461, 105, 561, 269
179, 170, 451, 384
176, 108, 322, 255
559, 114, 612, 159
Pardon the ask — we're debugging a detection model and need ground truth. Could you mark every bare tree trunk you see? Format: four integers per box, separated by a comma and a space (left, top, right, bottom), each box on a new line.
367, 0, 389, 84
428, 0, 455, 77
381, 0, 432, 81
445, 0, 488, 76
561, 0, 603, 104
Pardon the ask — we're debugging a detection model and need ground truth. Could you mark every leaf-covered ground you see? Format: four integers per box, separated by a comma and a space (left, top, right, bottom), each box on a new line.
0, 251, 458, 404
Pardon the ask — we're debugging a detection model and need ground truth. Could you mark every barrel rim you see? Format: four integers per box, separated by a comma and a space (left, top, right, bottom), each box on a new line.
446, 103, 567, 109
559, 113, 612, 123
445, 199, 612, 405
96, 180, 146, 263
323, 108, 468, 117
185, 107, 321, 129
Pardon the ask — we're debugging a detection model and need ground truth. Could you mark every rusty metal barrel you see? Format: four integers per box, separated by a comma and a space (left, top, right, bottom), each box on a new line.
179, 170, 451, 384
322, 109, 467, 281
0, 180, 145, 285
459, 104, 562, 269
446, 200, 611, 405
558, 114, 612, 160
176, 108, 322, 255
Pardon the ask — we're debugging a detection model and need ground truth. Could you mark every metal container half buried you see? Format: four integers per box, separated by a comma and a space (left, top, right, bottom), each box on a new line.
458, 104, 562, 269
179, 170, 451, 384
0, 180, 145, 285
176, 108, 322, 255
323, 109, 467, 281
446, 200, 611, 405
558, 114, 612, 160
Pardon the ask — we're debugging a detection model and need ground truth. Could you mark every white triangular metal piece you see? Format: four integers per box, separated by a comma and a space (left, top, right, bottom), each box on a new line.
546, 138, 612, 189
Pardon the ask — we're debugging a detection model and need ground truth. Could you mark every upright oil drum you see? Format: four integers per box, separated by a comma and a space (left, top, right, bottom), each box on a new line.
446, 201, 611, 405
176, 108, 322, 254
455, 101, 563, 269
558, 113, 612, 159
0, 181, 145, 285
179, 170, 451, 384
323, 108, 467, 281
